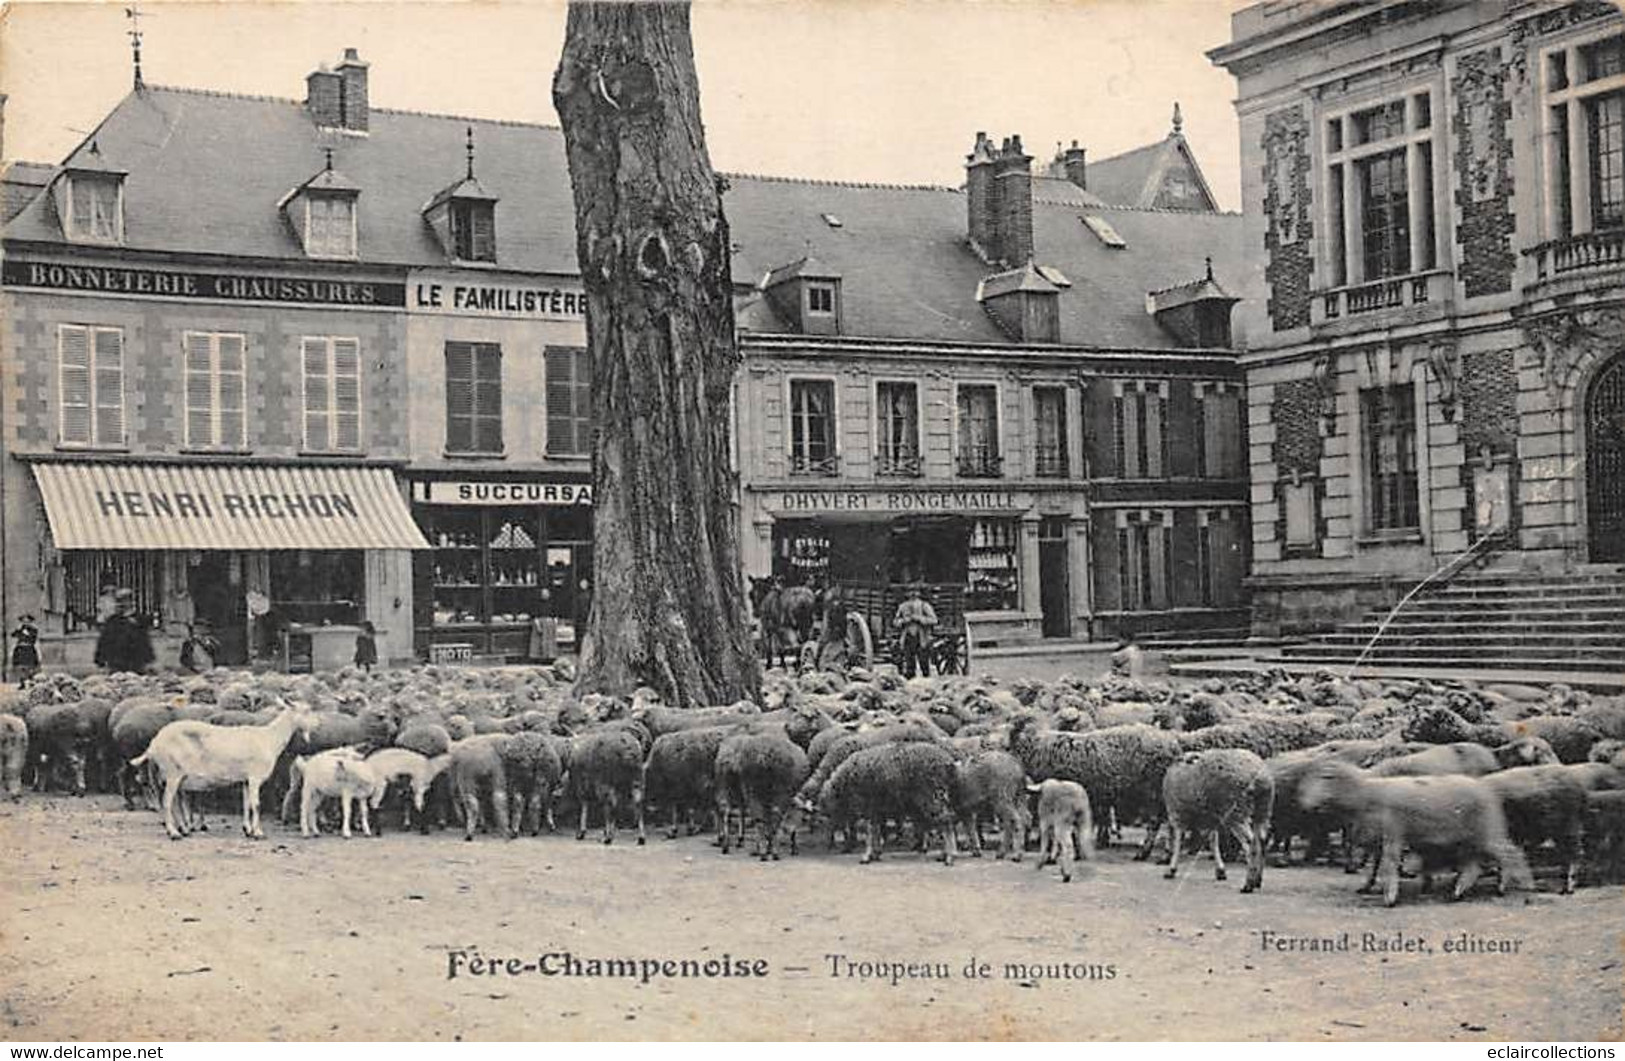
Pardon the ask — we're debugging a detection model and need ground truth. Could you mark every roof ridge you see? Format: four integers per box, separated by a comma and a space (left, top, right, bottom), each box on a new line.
1087, 136, 1171, 167
1033, 197, 1240, 218
723, 171, 961, 194
142, 83, 562, 131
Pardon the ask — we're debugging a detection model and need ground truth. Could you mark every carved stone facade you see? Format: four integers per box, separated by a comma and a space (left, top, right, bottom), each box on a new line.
1452, 47, 1516, 298
1261, 105, 1314, 333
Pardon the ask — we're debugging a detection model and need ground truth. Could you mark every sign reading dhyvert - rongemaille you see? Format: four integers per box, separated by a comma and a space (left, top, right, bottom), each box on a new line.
414, 480, 593, 506
409, 270, 587, 321
771, 489, 1024, 514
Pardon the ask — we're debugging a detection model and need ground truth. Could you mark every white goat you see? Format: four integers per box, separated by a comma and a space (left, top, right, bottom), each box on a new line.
296, 747, 381, 839
365, 748, 451, 832
132, 700, 318, 840
1028, 779, 1094, 883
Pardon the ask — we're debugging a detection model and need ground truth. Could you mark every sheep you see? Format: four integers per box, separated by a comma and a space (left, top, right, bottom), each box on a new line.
1160, 749, 1274, 893
713, 731, 809, 859
642, 726, 735, 839
448, 734, 510, 841
364, 747, 451, 833
807, 742, 961, 866
498, 731, 563, 837
793, 718, 946, 810
1371, 742, 1500, 778
1298, 760, 1532, 906
0, 714, 27, 799
1176, 713, 1335, 760
1503, 716, 1603, 764
1007, 716, 1180, 854
294, 748, 382, 839
567, 729, 646, 845
1028, 779, 1093, 882
132, 700, 320, 840
110, 699, 175, 810
1492, 736, 1561, 769
952, 749, 1028, 860
395, 722, 452, 757
1481, 765, 1588, 895
633, 700, 761, 739
24, 702, 93, 795
1583, 790, 1625, 883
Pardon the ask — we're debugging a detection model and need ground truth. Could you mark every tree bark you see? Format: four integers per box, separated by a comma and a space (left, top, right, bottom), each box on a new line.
553, 1, 760, 707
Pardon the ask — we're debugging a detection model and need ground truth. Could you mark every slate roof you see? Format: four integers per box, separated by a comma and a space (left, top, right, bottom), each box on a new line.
1084, 132, 1218, 213
1, 161, 53, 223
3, 84, 1247, 351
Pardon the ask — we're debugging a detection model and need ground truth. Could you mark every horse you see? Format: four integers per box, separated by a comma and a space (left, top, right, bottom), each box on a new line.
749, 577, 818, 670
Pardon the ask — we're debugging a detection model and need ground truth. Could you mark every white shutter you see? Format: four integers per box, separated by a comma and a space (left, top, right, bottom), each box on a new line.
59, 325, 92, 444
94, 328, 125, 445
333, 338, 361, 450
302, 337, 330, 451
217, 334, 246, 448
184, 333, 214, 447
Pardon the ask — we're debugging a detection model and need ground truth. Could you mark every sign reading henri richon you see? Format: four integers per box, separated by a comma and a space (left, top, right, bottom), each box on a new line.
95, 488, 360, 521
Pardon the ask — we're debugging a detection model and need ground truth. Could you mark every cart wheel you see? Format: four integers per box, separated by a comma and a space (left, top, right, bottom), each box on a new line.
941, 621, 970, 675
846, 612, 875, 670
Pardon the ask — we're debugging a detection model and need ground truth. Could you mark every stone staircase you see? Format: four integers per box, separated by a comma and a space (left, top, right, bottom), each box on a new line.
1279, 567, 1625, 674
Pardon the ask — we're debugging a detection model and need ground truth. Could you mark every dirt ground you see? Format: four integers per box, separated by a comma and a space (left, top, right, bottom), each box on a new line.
2, 793, 1620, 1042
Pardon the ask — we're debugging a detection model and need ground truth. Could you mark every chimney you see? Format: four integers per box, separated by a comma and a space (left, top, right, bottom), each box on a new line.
306, 65, 342, 128
994, 135, 1033, 266
1063, 140, 1088, 190
965, 132, 999, 263
337, 47, 370, 132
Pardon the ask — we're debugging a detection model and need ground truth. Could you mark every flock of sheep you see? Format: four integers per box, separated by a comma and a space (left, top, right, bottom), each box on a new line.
4, 659, 1625, 905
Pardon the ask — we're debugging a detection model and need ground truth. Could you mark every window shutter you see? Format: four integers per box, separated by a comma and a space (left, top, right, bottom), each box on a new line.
184, 333, 214, 447
545, 347, 574, 455
218, 335, 246, 448
333, 338, 361, 450
472, 205, 496, 261
59, 325, 92, 445
302, 338, 330, 451
475, 344, 503, 452
445, 342, 475, 452
91, 327, 124, 446
572, 348, 591, 455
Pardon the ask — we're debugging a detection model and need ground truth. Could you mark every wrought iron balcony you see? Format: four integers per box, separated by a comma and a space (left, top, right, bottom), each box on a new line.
956, 449, 1004, 479
874, 451, 923, 478
1034, 444, 1069, 479
1527, 228, 1625, 281
1313, 269, 1452, 325
788, 452, 840, 477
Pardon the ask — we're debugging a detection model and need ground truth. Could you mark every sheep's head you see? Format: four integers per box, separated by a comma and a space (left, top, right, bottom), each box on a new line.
283, 700, 321, 740
1298, 760, 1358, 811
1493, 736, 1559, 769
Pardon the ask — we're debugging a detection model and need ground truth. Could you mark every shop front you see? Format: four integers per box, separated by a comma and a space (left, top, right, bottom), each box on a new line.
23, 459, 427, 672
749, 485, 1087, 645
409, 475, 593, 661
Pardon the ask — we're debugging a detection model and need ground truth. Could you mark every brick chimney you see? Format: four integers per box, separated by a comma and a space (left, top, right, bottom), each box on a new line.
994, 135, 1033, 266
336, 47, 370, 132
965, 132, 999, 263
1062, 140, 1088, 190
306, 65, 342, 128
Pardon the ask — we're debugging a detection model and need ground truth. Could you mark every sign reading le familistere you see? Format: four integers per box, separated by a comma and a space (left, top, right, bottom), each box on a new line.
776, 489, 1022, 513
2, 259, 406, 307
415, 480, 593, 506
410, 271, 587, 321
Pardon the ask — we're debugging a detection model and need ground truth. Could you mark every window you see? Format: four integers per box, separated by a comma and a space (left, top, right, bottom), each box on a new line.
788, 379, 837, 475
1112, 381, 1168, 478
875, 381, 920, 476
306, 195, 356, 258
302, 337, 361, 452
1546, 33, 1625, 236
545, 346, 591, 456
956, 384, 1001, 477
183, 332, 247, 450
1197, 382, 1244, 478
64, 551, 161, 631
66, 174, 121, 242
445, 342, 503, 454
806, 283, 836, 316
1362, 383, 1419, 532
58, 324, 124, 447
451, 200, 496, 262
1034, 386, 1068, 477
1323, 90, 1438, 286
1116, 511, 1170, 611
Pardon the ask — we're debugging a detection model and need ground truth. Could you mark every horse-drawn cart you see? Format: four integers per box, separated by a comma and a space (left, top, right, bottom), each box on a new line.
824, 580, 970, 675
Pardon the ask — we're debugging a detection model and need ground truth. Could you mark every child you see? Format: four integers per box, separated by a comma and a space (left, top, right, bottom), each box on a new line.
354, 620, 378, 673
9, 614, 40, 686
179, 621, 220, 674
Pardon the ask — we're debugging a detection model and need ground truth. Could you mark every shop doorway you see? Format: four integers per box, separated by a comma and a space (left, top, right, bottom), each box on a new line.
188, 552, 247, 664
543, 542, 594, 627
1038, 517, 1071, 638
1586, 352, 1625, 562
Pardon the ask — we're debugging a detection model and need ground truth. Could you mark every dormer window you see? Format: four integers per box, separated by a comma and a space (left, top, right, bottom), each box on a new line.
67, 173, 122, 242
306, 195, 357, 258
450, 200, 496, 262
806, 282, 836, 316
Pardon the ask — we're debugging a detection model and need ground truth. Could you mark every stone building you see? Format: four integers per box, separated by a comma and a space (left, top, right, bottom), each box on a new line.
1211, 1, 1625, 670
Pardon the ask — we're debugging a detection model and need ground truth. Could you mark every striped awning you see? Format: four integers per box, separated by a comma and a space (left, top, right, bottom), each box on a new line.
31, 462, 430, 551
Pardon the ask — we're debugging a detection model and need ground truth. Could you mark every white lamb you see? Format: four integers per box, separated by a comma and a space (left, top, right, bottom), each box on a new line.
132, 700, 318, 840
365, 747, 451, 832
296, 747, 382, 839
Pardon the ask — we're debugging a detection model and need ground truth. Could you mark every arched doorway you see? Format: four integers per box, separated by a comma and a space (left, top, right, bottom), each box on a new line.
1587, 353, 1625, 562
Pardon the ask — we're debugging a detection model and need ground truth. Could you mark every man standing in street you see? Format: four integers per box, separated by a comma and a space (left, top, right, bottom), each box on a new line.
94, 588, 154, 674
892, 585, 938, 679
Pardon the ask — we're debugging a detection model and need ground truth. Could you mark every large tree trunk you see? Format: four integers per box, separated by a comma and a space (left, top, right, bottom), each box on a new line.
553, 1, 760, 707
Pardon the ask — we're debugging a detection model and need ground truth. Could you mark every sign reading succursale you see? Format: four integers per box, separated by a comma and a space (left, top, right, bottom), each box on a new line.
414, 480, 593, 506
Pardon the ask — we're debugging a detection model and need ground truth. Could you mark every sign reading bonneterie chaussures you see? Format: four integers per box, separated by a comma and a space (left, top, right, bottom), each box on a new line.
2, 258, 405, 307
413, 480, 593, 506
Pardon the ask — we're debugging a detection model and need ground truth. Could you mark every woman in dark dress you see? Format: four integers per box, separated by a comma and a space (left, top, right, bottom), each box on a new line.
9, 614, 40, 685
